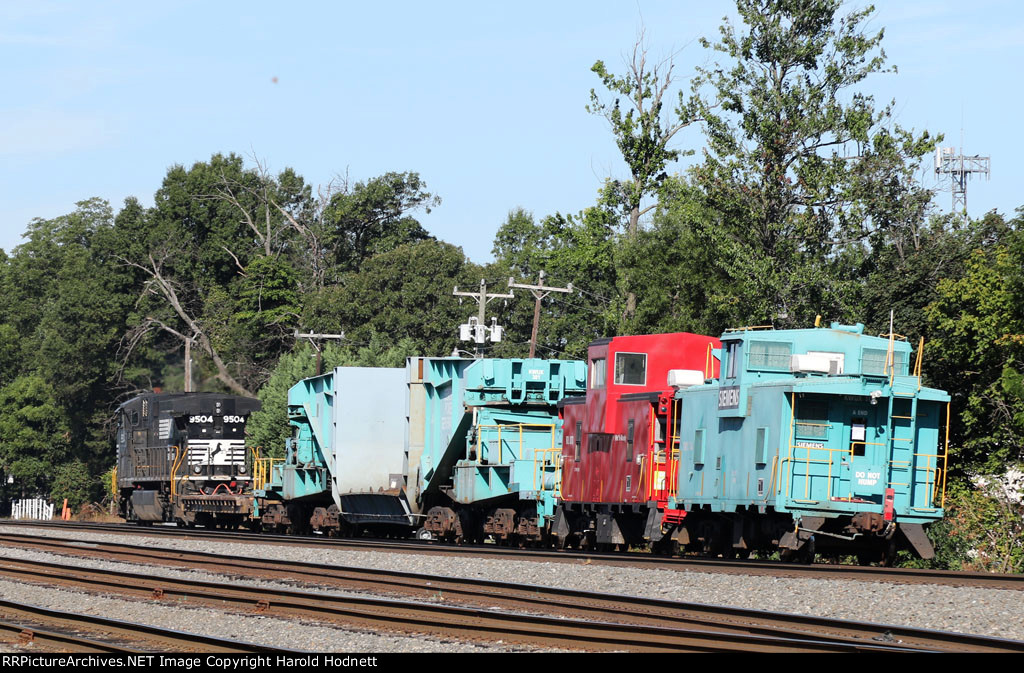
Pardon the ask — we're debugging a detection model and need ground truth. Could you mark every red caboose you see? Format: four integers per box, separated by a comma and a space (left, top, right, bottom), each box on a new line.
553, 332, 720, 549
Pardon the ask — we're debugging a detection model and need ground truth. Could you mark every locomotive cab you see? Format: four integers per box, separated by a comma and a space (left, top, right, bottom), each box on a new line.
116, 392, 260, 527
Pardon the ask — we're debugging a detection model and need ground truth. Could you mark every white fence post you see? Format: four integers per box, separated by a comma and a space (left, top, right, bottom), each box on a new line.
10, 498, 54, 520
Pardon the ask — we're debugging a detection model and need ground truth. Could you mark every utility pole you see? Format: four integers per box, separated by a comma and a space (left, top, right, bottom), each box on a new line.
184, 336, 193, 392
294, 330, 345, 375
508, 272, 573, 359
453, 279, 513, 357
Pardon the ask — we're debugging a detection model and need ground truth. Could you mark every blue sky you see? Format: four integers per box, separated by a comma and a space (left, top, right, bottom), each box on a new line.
1, 1, 1020, 262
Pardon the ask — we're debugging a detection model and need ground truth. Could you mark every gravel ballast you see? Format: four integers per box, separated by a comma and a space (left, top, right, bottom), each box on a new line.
0, 524, 1022, 650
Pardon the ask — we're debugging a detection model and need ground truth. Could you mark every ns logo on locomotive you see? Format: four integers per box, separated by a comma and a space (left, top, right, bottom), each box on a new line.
116, 321, 949, 564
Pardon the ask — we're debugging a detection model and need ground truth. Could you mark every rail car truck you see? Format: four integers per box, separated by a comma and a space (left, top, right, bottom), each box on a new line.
667, 323, 949, 563
116, 392, 261, 526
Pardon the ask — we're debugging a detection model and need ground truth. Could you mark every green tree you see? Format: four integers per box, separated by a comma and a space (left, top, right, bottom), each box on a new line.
618, 177, 742, 335
248, 336, 418, 458
118, 154, 313, 396
588, 34, 697, 240
319, 171, 439, 277
491, 206, 619, 358
0, 375, 72, 497
691, 0, 938, 327
925, 481, 1024, 573
925, 229, 1024, 474
588, 33, 698, 318
306, 239, 481, 358
0, 199, 137, 494
228, 255, 301, 368
51, 460, 93, 509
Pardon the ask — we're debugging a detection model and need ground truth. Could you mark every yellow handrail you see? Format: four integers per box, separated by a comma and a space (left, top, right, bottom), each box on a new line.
942, 402, 950, 508
723, 325, 774, 332
476, 423, 556, 465
251, 447, 283, 492
169, 446, 184, 502
914, 337, 925, 390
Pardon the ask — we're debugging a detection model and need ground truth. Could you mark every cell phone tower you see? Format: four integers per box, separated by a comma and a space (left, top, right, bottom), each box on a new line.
934, 146, 990, 215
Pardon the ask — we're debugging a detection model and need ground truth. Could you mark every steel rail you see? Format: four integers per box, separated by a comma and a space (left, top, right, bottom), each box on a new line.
3, 520, 1023, 591
1, 533, 1022, 653
0, 555, 920, 653
0, 597, 295, 653
0, 618, 139, 653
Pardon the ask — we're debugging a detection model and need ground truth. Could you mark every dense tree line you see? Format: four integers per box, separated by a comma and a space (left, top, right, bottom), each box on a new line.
0, 1, 1019, 569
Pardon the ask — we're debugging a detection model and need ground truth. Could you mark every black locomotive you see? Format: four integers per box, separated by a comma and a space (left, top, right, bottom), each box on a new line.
115, 392, 261, 526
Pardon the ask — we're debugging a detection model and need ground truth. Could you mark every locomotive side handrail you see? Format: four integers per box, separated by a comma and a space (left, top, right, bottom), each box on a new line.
169, 446, 184, 502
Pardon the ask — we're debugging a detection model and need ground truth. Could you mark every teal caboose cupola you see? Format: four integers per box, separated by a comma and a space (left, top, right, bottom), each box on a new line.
717, 337, 746, 417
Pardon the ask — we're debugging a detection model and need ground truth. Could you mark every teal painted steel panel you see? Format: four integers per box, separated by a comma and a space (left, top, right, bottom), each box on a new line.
410, 356, 586, 521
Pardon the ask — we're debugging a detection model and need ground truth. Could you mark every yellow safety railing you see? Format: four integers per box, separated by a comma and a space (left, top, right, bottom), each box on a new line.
251, 447, 282, 492
666, 399, 682, 499
704, 342, 715, 380
766, 456, 778, 501
782, 393, 796, 497
475, 423, 560, 496
637, 454, 646, 496
723, 325, 774, 332
914, 337, 925, 390
785, 449, 852, 500
532, 447, 561, 491
476, 423, 557, 464
941, 402, 950, 508
849, 440, 887, 458
555, 453, 565, 499
783, 393, 951, 511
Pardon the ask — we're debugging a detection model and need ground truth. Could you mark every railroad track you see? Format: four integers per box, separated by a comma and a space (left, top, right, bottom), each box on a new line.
0, 597, 294, 653
3, 520, 1022, 590
1, 532, 1022, 653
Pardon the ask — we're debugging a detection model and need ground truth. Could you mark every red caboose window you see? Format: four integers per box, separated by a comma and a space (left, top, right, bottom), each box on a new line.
590, 358, 606, 388
614, 352, 647, 385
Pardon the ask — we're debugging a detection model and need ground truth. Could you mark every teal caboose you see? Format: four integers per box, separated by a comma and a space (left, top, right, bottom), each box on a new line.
408, 356, 587, 543
667, 322, 949, 563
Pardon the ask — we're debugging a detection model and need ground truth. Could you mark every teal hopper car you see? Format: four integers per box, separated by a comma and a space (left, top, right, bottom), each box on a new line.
409, 356, 587, 543
665, 323, 949, 563
255, 366, 414, 535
